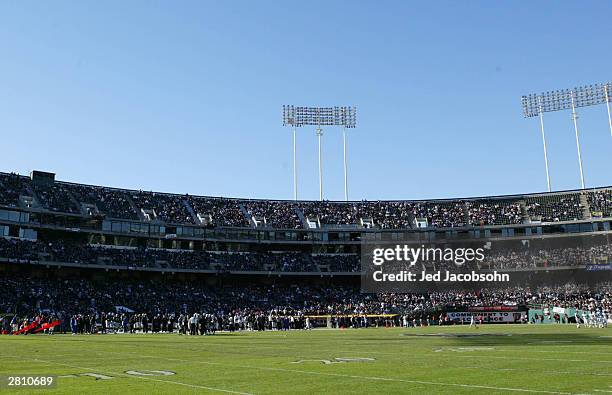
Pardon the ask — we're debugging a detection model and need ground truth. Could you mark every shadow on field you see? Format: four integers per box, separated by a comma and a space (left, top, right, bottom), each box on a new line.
398, 332, 612, 347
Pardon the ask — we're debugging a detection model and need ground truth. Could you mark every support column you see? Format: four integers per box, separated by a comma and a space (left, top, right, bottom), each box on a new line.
293, 127, 297, 201
317, 127, 323, 201
538, 97, 551, 192
343, 126, 348, 201
570, 91, 586, 189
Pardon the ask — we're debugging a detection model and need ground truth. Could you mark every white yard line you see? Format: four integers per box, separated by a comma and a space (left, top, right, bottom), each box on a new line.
445, 354, 612, 364
21, 357, 254, 395
95, 349, 580, 394
310, 347, 612, 363
120, 336, 612, 357
462, 366, 612, 377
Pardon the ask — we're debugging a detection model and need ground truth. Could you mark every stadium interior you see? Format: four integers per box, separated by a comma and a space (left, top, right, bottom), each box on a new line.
0, 170, 610, 335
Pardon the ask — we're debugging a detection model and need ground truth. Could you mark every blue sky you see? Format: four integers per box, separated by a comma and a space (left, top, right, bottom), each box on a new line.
0, 1, 610, 201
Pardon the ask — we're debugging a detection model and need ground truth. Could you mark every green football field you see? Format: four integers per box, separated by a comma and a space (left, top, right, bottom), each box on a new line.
0, 325, 611, 394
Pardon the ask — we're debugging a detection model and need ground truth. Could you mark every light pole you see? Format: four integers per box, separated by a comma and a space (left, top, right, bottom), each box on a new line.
537, 97, 551, 192
342, 125, 348, 201
605, 84, 612, 138
283, 105, 356, 201
316, 126, 323, 201
521, 82, 612, 190
293, 126, 297, 201
570, 91, 585, 189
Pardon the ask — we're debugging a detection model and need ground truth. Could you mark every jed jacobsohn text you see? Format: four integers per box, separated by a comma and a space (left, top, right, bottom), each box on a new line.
372, 270, 510, 283
370, 245, 510, 284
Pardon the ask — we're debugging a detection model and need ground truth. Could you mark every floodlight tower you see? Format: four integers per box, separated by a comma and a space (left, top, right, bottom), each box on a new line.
606, 84, 612, 138
316, 126, 323, 201
521, 82, 612, 190
537, 96, 552, 192
283, 105, 356, 201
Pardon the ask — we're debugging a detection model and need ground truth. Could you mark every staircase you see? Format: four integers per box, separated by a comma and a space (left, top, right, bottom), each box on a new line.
238, 203, 256, 227
182, 198, 200, 224
294, 206, 309, 229
518, 199, 530, 223
579, 193, 591, 219
462, 201, 471, 226
125, 193, 146, 221
64, 187, 82, 213
23, 184, 41, 209
64, 187, 91, 215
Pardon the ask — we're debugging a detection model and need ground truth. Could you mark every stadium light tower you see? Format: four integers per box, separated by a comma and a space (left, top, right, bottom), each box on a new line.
283, 105, 356, 201
521, 82, 612, 190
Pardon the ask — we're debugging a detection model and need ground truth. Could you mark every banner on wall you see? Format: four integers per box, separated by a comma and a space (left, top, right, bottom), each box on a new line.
447, 311, 524, 323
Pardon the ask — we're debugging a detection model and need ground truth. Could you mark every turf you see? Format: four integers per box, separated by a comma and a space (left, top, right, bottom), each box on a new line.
0, 325, 611, 394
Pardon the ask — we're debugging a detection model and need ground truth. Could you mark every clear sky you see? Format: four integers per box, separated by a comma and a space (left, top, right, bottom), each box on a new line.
0, 1, 610, 201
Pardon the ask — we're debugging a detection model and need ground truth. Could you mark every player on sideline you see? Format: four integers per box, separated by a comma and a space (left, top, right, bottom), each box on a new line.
470, 314, 478, 329
575, 312, 581, 328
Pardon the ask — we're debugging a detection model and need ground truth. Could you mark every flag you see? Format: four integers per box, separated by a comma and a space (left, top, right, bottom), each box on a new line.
32, 320, 61, 334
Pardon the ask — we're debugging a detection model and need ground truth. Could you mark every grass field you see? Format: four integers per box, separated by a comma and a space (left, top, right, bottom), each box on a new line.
0, 325, 611, 394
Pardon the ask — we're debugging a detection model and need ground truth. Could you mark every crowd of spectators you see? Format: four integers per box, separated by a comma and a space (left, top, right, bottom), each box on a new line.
30, 183, 80, 214
526, 193, 584, 222
480, 244, 612, 270
3, 172, 610, 229
243, 200, 302, 229
66, 184, 138, 220
312, 254, 360, 272
0, 173, 27, 208
0, 275, 609, 334
2, 237, 610, 273
588, 190, 612, 218
467, 200, 523, 226
299, 201, 360, 226
130, 191, 194, 224
411, 201, 467, 228
0, 238, 345, 272
356, 201, 414, 229
188, 196, 250, 227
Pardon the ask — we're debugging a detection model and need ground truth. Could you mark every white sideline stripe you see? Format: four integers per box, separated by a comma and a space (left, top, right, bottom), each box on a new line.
462, 366, 612, 377
0, 354, 86, 360
447, 354, 612, 364
97, 350, 578, 394
135, 338, 612, 357
94, 344, 612, 379
25, 357, 253, 395
322, 348, 612, 363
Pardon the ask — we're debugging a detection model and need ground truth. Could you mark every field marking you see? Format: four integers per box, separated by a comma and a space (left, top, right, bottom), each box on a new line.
21, 357, 253, 395
462, 366, 612, 377
95, 349, 581, 394
5, 344, 612, 363
55, 335, 612, 358
304, 347, 612, 362
96, 346, 612, 376
528, 341, 574, 344
16, 341, 612, 367
443, 354, 612, 364
21, 333, 610, 357
444, 347, 496, 352
291, 357, 375, 364
101, 335, 612, 357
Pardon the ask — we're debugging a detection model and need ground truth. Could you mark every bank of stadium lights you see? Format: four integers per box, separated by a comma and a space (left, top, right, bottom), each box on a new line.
283, 106, 357, 201
521, 82, 612, 191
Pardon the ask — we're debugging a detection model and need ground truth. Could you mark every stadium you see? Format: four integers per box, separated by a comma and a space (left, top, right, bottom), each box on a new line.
2, 2, 612, 394
0, 170, 611, 393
